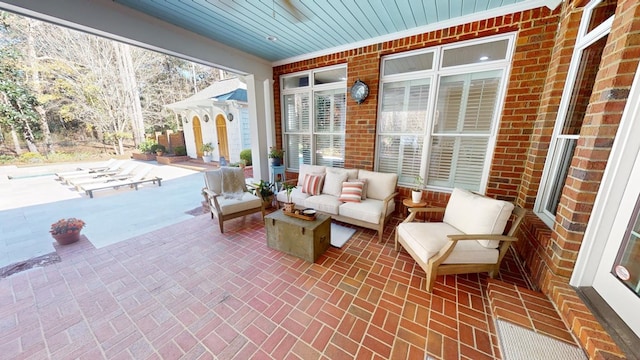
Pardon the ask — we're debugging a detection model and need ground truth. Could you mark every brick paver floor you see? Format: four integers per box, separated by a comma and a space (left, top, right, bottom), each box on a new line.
0, 211, 535, 359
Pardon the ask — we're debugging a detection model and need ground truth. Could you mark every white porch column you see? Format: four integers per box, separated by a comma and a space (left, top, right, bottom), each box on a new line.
245, 75, 274, 181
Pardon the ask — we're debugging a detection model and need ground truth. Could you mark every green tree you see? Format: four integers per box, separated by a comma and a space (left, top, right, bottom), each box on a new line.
0, 47, 41, 153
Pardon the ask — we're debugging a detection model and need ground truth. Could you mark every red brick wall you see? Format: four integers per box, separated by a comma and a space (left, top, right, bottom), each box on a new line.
273, 2, 640, 358
273, 7, 560, 182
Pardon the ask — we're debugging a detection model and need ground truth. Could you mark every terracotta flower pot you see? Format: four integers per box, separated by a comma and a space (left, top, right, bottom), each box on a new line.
52, 231, 81, 245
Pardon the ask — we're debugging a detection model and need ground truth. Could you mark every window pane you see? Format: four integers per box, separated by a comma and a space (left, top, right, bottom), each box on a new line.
587, 0, 616, 33
315, 135, 344, 168
562, 35, 608, 135
283, 74, 309, 89
315, 90, 346, 133
285, 134, 311, 171
442, 39, 508, 67
283, 93, 310, 132
435, 71, 501, 134
544, 138, 577, 214
427, 136, 488, 191
380, 79, 430, 133
314, 67, 346, 85
377, 135, 424, 185
384, 52, 434, 75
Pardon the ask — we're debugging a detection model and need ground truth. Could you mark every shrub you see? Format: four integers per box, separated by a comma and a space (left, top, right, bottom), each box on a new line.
152, 144, 166, 154
240, 149, 252, 166
19, 152, 44, 163
174, 145, 187, 156
138, 139, 157, 154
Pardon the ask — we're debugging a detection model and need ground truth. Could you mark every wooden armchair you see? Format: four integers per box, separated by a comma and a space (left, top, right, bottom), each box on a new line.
203, 168, 265, 233
395, 188, 525, 291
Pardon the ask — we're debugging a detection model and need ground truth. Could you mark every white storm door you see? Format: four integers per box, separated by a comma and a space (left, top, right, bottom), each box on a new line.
592, 152, 640, 337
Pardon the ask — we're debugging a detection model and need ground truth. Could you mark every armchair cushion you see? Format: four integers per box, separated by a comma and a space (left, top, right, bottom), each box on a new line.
443, 188, 515, 248
397, 222, 499, 264
217, 193, 262, 215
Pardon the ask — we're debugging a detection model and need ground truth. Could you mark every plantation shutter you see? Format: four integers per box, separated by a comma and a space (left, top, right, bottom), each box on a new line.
314, 90, 345, 167
283, 93, 310, 170
428, 71, 501, 191
378, 79, 430, 182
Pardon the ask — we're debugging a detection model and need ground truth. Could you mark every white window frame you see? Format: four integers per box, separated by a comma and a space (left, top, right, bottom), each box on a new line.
375, 33, 515, 193
280, 64, 347, 171
535, 0, 614, 227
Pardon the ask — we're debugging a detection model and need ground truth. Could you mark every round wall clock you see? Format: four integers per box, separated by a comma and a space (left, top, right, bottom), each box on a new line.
227, 113, 234, 121
350, 79, 369, 104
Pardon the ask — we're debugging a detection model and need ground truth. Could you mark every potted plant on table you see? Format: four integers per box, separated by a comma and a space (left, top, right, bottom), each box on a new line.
281, 183, 297, 213
50, 218, 85, 245
268, 147, 284, 166
201, 143, 215, 163
411, 175, 425, 203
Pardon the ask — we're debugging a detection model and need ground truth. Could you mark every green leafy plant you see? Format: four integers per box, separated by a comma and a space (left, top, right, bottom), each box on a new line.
154, 144, 167, 155
240, 148, 252, 166
412, 175, 425, 191
268, 147, 284, 159
201, 142, 214, 155
173, 145, 187, 156
138, 139, 158, 154
282, 183, 296, 203
255, 180, 274, 200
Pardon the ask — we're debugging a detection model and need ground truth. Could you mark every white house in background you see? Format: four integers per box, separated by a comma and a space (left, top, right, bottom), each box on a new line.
165, 77, 252, 164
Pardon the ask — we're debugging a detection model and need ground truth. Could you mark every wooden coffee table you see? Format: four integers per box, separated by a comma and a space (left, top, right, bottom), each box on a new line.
265, 210, 331, 262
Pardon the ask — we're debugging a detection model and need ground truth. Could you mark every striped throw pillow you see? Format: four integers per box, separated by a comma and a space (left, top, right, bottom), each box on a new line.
302, 174, 324, 195
339, 181, 364, 203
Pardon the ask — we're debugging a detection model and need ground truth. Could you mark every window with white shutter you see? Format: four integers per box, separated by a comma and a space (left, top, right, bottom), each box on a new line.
281, 65, 346, 170
376, 34, 514, 192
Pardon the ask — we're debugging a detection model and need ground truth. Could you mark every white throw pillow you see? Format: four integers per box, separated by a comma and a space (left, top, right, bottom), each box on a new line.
322, 170, 348, 197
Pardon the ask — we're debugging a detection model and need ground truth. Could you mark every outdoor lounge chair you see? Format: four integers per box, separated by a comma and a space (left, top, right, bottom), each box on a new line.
203, 167, 264, 233
79, 165, 162, 198
57, 160, 127, 183
395, 188, 525, 292
55, 158, 119, 178
68, 163, 139, 189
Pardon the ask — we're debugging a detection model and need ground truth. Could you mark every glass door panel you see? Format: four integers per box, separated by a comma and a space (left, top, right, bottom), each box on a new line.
613, 200, 640, 296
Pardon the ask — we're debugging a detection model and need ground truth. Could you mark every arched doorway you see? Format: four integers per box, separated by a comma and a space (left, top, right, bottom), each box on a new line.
192, 116, 203, 158
216, 114, 229, 161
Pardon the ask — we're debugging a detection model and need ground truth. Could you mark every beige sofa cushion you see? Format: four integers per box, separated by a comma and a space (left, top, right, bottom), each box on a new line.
397, 222, 499, 264
443, 188, 515, 248
276, 187, 309, 204
357, 170, 397, 201
339, 198, 394, 224
304, 194, 341, 215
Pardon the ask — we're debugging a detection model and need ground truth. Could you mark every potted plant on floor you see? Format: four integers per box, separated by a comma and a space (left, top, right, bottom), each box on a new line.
411, 175, 424, 203
255, 180, 275, 209
50, 218, 85, 245
154, 144, 167, 156
201, 142, 215, 163
281, 183, 296, 213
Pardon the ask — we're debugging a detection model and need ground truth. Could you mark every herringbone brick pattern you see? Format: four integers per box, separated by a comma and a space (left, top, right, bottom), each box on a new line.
0, 213, 533, 359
